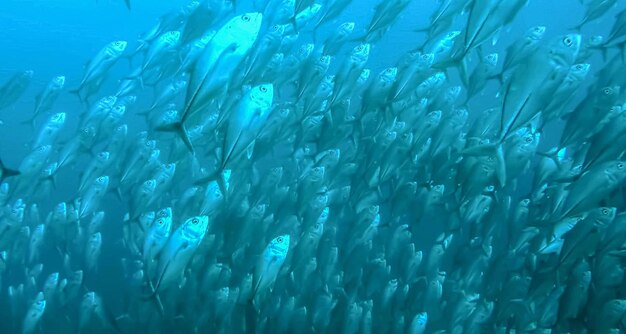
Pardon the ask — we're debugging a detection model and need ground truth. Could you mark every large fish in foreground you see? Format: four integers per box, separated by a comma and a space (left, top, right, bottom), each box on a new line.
163, 12, 263, 152
147, 215, 209, 302
70, 41, 128, 102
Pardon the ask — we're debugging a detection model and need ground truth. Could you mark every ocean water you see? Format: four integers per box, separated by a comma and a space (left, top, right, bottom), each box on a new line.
1, 0, 626, 333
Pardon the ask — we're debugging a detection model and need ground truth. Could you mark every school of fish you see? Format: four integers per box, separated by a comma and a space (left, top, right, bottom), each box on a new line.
1, 0, 626, 333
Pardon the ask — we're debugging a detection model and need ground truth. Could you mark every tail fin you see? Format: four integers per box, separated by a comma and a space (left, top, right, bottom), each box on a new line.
19, 117, 36, 132
68, 87, 85, 103
155, 121, 194, 153
0, 158, 20, 184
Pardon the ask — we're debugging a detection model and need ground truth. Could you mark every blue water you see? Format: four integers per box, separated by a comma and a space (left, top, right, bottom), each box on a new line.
1, 0, 626, 333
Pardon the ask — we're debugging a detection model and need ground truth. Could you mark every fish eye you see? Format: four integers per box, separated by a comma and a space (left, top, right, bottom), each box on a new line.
563, 37, 572, 46
575, 64, 583, 70
260, 86, 267, 93
192, 218, 199, 224
525, 136, 533, 143
272, 24, 279, 31
157, 219, 164, 225
314, 223, 321, 230
242, 15, 250, 22
618, 162, 624, 169
602, 208, 609, 215
166, 163, 173, 169
603, 88, 612, 95
277, 237, 283, 243
97, 177, 105, 182
98, 152, 106, 158
356, 45, 364, 51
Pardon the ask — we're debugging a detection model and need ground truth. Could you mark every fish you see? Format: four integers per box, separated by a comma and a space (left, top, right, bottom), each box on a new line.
148, 215, 209, 298
0, 70, 33, 111
70, 41, 128, 101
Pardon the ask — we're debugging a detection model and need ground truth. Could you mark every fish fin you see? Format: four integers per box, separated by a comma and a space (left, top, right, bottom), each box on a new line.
535, 148, 564, 170
124, 0, 131, 10
0, 158, 20, 184
244, 297, 257, 334
155, 122, 194, 153
68, 88, 85, 103
19, 116, 37, 131
139, 260, 170, 317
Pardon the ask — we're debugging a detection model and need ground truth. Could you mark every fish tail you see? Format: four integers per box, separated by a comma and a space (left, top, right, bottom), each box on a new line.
68, 87, 84, 103
535, 147, 565, 170
19, 117, 36, 131
139, 264, 167, 316
155, 122, 194, 153
0, 158, 20, 184
244, 297, 257, 334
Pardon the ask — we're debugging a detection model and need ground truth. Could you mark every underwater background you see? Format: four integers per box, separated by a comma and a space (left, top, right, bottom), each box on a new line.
1, 0, 626, 333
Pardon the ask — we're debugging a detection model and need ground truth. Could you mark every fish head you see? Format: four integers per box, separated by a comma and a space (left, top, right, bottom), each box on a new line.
156, 207, 172, 219
316, 54, 332, 69
110, 40, 128, 53
250, 203, 267, 220
339, 21, 356, 34
528, 25, 546, 40
569, 63, 591, 78
604, 160, 626, 183
141, 179, 157, 193
228, 12, 263, 41
599, 85, 620, 103
32, 145, 52, 160
484, 53, 499, 66
81, 291, 96, 308
199, 31, 215, 45
417, 53, 435, 68
354, 69, 369, 85
268, 235, 290, 256
94, 176, 110, 189
114, 124, 128, 136
152, 215, 172, 235
163, 30, 181, 44
182, 1, 200, 15
351, 43, 371, 63
54, 202, 67, 216
53, 75, 66, 86
593, 206, 617, 223
88, 232, 102, 246
249, 84, 274, 111
268, 23, 287, 36
316, 207, 330, 225
205, 180, 224, 201
45, 272, 59, 285
444, 30, 462, 41
162, 162, 176, 175
548, 34, 581, 66
50, 112, 66, 125
32, 292, 46, 310
414, 312, 428, 325
174, 79, 188, 90
586, 35, 604, 47
181, 215, 209, 240
22, 70, 34, 79
380, 67, 398, 82
96, 151, 111, 163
